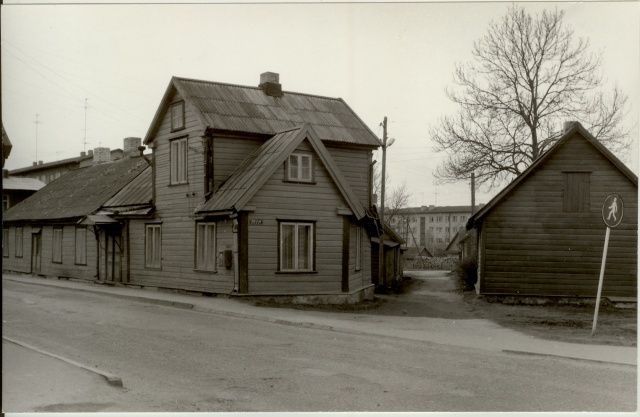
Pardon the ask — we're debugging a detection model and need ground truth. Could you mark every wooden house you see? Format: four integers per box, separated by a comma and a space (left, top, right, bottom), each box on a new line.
2, 154, 151, 281
131, 72, 393, 300
466, 123, 637, 298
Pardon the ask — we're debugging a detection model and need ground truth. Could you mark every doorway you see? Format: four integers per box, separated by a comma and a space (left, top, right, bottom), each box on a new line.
31, 233, 42, 274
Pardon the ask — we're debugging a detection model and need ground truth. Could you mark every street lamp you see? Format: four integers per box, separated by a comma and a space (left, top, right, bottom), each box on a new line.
378, 117, 394, 286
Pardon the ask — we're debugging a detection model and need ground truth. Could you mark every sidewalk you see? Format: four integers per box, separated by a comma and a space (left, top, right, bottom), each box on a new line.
3, 272, 637, 366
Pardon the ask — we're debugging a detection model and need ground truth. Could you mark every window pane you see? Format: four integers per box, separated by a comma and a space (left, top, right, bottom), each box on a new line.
301, 156, 311, 180
75, 227, 86, 264
16, 228, 23, 257
281, 224, 295, 270
297, 224, 311, 270
171, 141, 179, 183
289, 155, 299, 180
196, 224, 206, 269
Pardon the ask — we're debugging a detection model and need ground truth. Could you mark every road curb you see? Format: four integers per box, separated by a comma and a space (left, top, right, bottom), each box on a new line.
3, 336, 124, 387
502, 349, 637, 367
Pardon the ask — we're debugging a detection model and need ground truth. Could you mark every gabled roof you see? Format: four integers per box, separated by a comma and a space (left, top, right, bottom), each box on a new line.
195, 124, 366, 219
467, 122, 638, 230
445, 230, 465, 253
2, 176, 46, 191
144, 76, 381, 148
3, 157, 149, 223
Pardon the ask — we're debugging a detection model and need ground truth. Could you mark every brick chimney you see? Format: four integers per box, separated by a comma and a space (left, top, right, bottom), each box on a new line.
93, 147, 111, 164
123, 137, 142, 158
259, 72, 283, 97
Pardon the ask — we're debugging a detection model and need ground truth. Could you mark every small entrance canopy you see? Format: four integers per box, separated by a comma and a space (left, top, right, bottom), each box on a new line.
78, 215, 119, 225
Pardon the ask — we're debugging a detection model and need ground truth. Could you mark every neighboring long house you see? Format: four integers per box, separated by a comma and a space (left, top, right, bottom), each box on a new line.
3, 152, 151, 280
466, 123, 637, 298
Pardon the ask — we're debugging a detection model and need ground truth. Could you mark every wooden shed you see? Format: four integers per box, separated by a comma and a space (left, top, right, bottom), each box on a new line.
467, 123, 637, 298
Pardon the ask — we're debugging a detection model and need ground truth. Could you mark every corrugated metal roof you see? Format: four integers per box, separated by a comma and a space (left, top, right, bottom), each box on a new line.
3, 157, 149, 222
102, 166, 152, 208
2, 176, 46, 191
145, 77, 381, 147
9, 154, 92, 175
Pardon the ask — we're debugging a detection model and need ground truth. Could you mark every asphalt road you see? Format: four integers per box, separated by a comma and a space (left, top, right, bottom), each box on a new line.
2, 279, 636, 412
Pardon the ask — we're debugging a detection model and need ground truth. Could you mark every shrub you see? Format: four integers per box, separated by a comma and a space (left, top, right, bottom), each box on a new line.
455, 256, 478, 291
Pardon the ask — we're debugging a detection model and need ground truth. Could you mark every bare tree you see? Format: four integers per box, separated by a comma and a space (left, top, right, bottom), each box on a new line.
384, 180, 411, 225
431, 5, 630, 188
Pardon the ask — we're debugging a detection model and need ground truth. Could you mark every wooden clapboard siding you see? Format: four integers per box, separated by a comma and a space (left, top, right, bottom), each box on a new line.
327, 146, 373, 207
7, 225, 98, 280
128, 218, 236, 292
212, 136, 263, 189
2, 225, 31, 273
128, 91, 236, 293
481, 133, 637, 297
244, 140, 357, 294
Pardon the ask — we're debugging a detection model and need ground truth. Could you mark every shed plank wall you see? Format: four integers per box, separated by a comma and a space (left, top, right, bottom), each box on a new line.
482, 135, 637, 297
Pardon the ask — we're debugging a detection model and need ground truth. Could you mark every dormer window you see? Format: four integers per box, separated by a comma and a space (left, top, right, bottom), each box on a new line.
286, 153, 313, 183
171, 101, 185, 131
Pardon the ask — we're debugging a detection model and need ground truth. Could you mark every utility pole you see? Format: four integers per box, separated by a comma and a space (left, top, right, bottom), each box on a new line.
378, 117, 388, 287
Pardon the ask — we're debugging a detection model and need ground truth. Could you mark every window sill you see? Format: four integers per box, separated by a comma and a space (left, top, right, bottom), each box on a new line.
168, 182, 189, 187
74, 262, 87, 266
193, 269, 218, 274
283, 180, 316, 185
276, 270, 318, 275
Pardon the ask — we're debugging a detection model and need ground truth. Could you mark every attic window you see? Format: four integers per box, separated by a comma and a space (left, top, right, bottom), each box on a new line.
171, 101, 185, 131
285, 153, 313, 183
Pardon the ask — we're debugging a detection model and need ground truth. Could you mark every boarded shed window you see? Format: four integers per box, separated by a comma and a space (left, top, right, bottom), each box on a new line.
195, 222, 216, 271
279, 221, 315, 272
75, 227, 86, 265
170, 137, 188, 184
52, 227, 63, 263
3, 228, 9, 257
15, 227, 23, 258
145, 224, 162, 269
564, 172, 591, 213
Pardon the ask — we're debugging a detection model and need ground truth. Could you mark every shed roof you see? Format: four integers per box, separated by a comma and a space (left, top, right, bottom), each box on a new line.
467, 122, 638, 230
2, 176, 46, 191
144, 76, 381, 148
195, 124, 366, 219
3, 157, 149, 222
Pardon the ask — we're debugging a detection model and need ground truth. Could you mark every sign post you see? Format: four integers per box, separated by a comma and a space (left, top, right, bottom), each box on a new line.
592, 193, 624, 336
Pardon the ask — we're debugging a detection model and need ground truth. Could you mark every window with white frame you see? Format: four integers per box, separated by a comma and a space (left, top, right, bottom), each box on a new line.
195, 222, 216, 271
145, 224, 162, 269
171, 101, 185, 131
286, 153, 313, 182
15, 227, 23, 258
3, 228, 9, 257
170, 137, 188, 184
75, 227, 86, 265
355, 226, 362, 271
279, 221, 314, 272
52, 227, 63, 263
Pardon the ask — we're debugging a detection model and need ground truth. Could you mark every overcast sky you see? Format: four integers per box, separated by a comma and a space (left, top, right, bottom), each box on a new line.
2, 1, 638, 207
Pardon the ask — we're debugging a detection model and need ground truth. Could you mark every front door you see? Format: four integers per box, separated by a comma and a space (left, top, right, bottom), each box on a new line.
106, 233, 122, 282
31, 233, 42, 274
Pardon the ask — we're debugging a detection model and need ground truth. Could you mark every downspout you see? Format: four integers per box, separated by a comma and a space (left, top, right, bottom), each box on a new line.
138, 145, 155, 206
